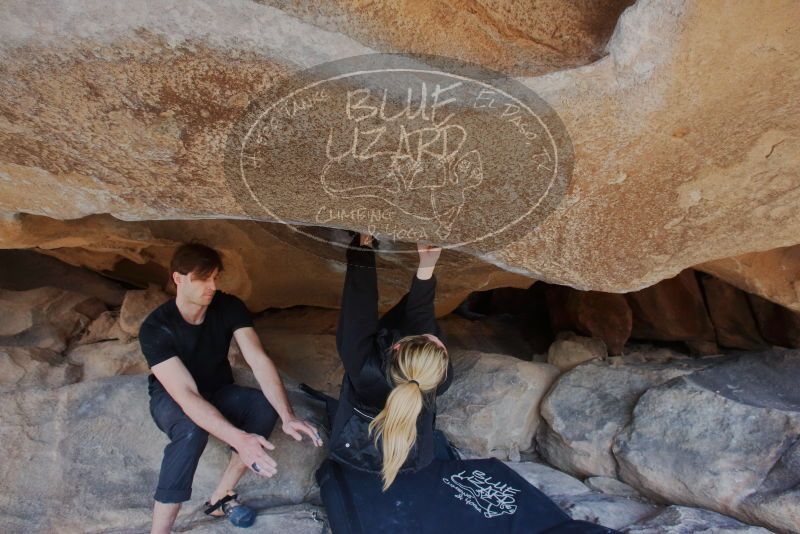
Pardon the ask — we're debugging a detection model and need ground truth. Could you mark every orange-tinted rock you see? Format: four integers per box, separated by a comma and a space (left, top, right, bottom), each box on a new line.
748, 294, 800, 349
0, 215, 534, 314
699, 274, 767, 351
626, 270, 715, 346
260, 0, 633, 77
545, 285, 632, 355
439, 314, 538, 361
0, 0, 796, 313
697, 245, 800, 313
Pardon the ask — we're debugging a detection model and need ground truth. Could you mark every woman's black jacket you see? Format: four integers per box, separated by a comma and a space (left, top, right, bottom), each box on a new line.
329, 234, 454, 474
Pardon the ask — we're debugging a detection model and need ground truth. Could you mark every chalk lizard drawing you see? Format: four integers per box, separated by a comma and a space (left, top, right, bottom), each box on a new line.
321, 123, 484, 240
443, 469, 520, 519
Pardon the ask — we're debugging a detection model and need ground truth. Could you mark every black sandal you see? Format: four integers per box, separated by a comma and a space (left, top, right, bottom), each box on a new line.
203, 492, 256, 527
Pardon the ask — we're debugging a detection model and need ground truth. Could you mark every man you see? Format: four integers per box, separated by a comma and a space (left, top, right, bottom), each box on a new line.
139, 243, 322, 532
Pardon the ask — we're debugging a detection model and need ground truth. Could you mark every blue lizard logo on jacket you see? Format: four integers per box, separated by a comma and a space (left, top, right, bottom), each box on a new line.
443, 469, 520, 518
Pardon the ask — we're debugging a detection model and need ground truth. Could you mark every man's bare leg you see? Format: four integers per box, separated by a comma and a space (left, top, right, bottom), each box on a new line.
151, 502, 181, 534
149, 453, 248, 530
208, 451, 250, 512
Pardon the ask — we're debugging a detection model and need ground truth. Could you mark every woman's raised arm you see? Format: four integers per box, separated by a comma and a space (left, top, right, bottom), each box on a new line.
335, 232, 380, 379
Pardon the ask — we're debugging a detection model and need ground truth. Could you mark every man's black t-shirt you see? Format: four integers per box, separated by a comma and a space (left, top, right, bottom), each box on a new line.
139, 290, 253, 397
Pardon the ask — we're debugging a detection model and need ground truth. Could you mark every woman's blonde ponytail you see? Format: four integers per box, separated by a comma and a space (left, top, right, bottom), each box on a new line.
368, 335, 448, 491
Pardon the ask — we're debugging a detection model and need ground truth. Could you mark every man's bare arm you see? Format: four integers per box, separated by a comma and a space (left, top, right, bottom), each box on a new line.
234, 327, 322, 446
151, 356, 278, 476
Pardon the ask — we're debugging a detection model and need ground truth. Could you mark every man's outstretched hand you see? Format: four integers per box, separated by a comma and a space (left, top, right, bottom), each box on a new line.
283, 417, 323, 447
232, 432, 278, 477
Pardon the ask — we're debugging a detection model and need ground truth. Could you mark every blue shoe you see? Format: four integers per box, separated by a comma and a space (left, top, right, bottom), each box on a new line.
204, 492, 256, 528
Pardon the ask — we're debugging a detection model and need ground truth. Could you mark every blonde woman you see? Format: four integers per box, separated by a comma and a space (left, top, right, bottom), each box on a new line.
329, 231, 453, 491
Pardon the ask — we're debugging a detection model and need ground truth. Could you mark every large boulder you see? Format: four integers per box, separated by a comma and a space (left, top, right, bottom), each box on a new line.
547, 331, 607, 372
544, 286, 632, 356
254, 307, 339, 336
614, 349, 800, 533
119, 285, 171, 337
244, 331, 343, 397
0, 216, 534, 315
439, 313, 539, 361
0, 0, 798, 313
537, 347, 717, 478
437, 350, 560, 460
506, 462, 769, 533
0, 287, 106, 352
248, 312, 343, 395
0, 375, 327, 533
698, 274, 768, 351
584, 477, 646, 501
505, 461, 593, 498
623, 506, 773, 534
74, 309, 130, 346
747, 293, 800, 349
0, 346, 81, 392
507, 461, 659, 530
263, 0, 629, 76
555, 493, 660, 531
0, 249, 126, 306
625, 270, 717, 353
66, 338, 148, 380
187, 504, 328, 533
697, 245, 800, 315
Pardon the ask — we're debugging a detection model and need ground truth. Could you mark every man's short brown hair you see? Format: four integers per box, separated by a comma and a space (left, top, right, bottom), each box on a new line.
170, 242, 223, 280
